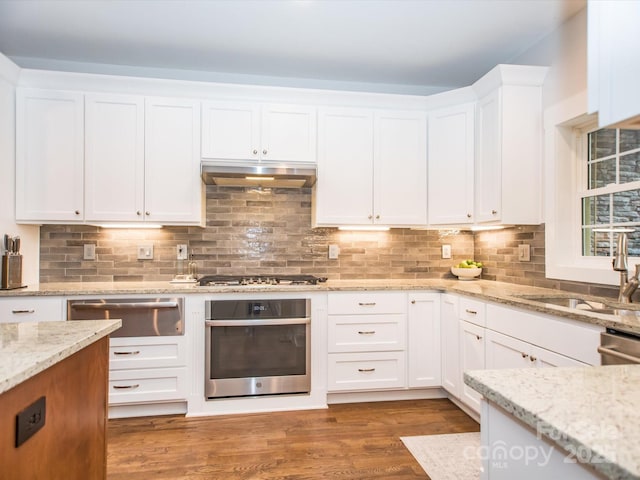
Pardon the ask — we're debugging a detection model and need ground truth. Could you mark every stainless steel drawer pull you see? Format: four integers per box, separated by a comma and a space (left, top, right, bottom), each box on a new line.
74, 301, 179, 309
112, 384, 140, 389
358, 302, 376, 306
358, 368, 376, 373
11, 309, 35, 314
465, 309, 477, 315
113, 350, 141, 356
358, 331, 376, 335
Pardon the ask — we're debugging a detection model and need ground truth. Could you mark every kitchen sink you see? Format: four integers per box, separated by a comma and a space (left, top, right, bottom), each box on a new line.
516, 295, 640, 316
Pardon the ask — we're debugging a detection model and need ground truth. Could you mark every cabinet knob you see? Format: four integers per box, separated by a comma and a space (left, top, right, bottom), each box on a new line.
262, 149, 267, 155
530, 356, 537, 362
475, 335, 482, 341
145, 211, 150, 216
74, 210, 80, 215
491, 209, 498, 215
411, 300, 416, 304
368, 214, 373, 220
136, 211, 142, 216
521, 352, 529, 359
467, 213, 472, 218
375, 214, 380, 220
252, 149, 258, 155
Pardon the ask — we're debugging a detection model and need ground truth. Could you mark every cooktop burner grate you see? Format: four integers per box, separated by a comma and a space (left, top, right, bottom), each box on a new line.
198, 275, 327, 286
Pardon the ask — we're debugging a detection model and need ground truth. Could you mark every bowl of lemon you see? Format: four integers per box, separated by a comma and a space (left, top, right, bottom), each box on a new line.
451, 260, 483, 280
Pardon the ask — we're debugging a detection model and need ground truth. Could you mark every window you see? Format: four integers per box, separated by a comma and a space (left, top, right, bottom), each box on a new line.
580, 127, 640, 257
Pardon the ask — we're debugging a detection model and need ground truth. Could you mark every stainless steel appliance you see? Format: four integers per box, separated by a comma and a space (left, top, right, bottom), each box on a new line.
205, 298, 311, 399
598, 328, 640, 364
201, 163, 316, 188
198, 274, 326, 286
67, 298, 184, 337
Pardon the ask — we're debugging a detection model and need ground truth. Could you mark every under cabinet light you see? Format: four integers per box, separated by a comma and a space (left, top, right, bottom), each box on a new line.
245, 176, 275, 181
94, 224, 163, 229
470, 225, 506, 232
337, 226, 390, 231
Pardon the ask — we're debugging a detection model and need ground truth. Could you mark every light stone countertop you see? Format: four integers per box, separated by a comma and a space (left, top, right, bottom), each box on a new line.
464, 366, 640, 480
0, 319, 121, 395
3, 278, 640, 334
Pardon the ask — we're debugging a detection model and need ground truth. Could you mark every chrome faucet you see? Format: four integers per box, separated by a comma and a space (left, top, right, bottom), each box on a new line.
613, 231, 640, 303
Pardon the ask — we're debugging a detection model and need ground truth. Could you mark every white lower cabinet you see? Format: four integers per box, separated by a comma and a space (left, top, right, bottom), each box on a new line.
108, 336, 188, 405
0, 297, 63, 323
440, 294, 461, 398
408, 293, 441, 388
459, 320, 486, 414
327, 291, 407, 392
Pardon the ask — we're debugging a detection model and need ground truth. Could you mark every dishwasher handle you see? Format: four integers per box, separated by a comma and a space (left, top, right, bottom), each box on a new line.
597, 346, 640, 364
72, 301, 179, 309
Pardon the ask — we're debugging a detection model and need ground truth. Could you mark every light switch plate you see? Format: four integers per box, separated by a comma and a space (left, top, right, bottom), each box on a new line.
176, 244, 188, 260
83, 244, 96, 260
137, 244, 154, 260
518, 244, 531, 262
442, 244, 452, 259
328, 244, 340, 260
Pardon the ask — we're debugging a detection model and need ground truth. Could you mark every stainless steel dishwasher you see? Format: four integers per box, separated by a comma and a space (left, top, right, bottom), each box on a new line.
67, 298, 184, 337
598, 328, 640, 365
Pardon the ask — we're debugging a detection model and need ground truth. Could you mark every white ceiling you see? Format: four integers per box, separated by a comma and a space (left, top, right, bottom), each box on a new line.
0, 0, 585, 94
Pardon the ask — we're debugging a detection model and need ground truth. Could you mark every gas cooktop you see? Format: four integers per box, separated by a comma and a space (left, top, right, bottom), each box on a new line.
198, 275, 327, 286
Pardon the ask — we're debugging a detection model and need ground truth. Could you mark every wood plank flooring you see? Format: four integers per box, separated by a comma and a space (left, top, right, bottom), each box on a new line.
107, 399, 479, 480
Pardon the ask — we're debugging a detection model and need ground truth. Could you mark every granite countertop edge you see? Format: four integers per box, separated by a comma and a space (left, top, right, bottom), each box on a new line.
0, 319, 122, 395
2, 279, 638, 333
463, 368, 638, 480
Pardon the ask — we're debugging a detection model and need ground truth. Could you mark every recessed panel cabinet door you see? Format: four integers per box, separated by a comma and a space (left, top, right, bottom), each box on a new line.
314, 108, 374, 226
16, 88, 84, 222
85, 94, 144, 222
408, 293, 441, 388
201, 101, 259, 161
427, 103, 475, 225
261, 104, 317, 163
374, 111, 427, 226
459, 320, 485, 414
440, 294, 460, 398
144, 98, 203, 224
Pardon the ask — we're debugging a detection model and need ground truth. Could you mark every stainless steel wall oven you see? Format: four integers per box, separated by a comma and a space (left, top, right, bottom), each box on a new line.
205, 299, 311, 399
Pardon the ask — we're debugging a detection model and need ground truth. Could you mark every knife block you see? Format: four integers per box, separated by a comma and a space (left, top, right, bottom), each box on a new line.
1, 254, 23, 289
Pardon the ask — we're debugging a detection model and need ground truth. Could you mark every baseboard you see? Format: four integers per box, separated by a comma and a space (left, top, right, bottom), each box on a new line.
446, 394, 481, 423
327, 388, 446, 405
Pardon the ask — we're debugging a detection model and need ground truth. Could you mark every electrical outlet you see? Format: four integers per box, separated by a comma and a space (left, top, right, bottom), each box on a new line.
518, 244, 531, 262
16, 396, 46, 447
83, 244, 96, 260
177, 244, 188, 260
137, 244, 154, 260
328, 244, 340, 259
442, 244, 452, 259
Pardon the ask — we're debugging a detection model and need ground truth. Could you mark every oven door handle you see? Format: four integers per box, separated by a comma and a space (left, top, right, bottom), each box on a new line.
597, 346, 640, 364
206, 318, 310, 327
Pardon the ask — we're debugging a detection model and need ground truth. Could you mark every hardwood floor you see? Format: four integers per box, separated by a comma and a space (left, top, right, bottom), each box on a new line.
107, 399, 479, 480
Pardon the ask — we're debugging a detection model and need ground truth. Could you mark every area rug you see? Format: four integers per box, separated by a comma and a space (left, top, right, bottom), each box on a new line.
401, 432, 482, 480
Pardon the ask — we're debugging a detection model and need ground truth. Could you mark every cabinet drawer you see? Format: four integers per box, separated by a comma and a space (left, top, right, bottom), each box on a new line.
0, 297, 63, 323
328, 292, 406, 315
109, 336, 187, 370
459, 297, 486, 327
327, 351, 406, 391
108, 367, 187, 405
328, 314, 406, 353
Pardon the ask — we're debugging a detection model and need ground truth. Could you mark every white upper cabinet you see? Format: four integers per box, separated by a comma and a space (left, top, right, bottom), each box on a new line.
588, 0, 640, 128
85, 94, 145, 222
427, 103, 475, 225
144, 97, 203, 224
473, 65, 547, 225
314, 107, 427, 227
16, 88, 84, 223
201, 101, 316, 163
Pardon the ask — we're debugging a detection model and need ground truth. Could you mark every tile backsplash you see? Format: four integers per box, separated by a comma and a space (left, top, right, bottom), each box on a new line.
39, 185, 620, 298
39, 186, 473, 283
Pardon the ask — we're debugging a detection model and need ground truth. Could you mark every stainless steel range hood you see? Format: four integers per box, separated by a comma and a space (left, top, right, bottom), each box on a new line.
201, 163, 317, 188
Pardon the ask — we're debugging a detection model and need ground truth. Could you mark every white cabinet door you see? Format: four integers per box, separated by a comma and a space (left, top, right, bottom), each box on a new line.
201, 101, 259, 160
533, 345, 589, 368
15, 88, 84, 222
460, 320, 485, 413
485, 330, 533, 370
85, 94, 145, 222
315, 108, 374, 226
408, 293, 441, 388
144, 97, 203, 224
427, 103, 475, 225
440, 294, 460, 398
374, 110, 427, 226
474, 89, 501, 223
588, 0, 640, 128
261, 104, 317, 163
0, 297, 63, 323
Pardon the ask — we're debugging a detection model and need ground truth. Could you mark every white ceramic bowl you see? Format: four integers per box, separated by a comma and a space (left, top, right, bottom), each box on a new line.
451, 266, 482, 280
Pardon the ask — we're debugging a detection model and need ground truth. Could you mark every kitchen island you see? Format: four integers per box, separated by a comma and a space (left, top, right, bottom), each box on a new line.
464, 365, 640, 479
0, 320, 121, 479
